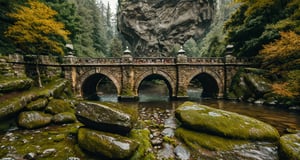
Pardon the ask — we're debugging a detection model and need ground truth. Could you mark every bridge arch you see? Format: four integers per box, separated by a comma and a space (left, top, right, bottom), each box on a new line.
134, 70, 176, 98
77, 70, 121, 99
187, 70, 224, 98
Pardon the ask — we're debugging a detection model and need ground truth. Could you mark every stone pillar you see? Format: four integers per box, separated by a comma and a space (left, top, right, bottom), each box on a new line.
62, 55, 78, 95
176, 46, 189, 100
119, 47, 138, 101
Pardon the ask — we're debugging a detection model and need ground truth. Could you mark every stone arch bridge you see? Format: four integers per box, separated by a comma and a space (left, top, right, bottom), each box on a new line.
8, 54, 252, 100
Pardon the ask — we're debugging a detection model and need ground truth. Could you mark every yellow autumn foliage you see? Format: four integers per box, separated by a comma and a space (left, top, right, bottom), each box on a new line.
5, 0, 70, 55
260, 31, 300, 73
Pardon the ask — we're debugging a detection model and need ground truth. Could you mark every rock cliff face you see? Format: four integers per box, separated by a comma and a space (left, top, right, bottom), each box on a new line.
117, 0, 214, 56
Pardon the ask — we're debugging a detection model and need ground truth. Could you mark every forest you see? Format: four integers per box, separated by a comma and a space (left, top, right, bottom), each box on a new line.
0, 0, 122, 58
0, 0, 299, 102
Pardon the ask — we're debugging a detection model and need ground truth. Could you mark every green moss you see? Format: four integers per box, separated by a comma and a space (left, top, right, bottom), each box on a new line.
46, 99, 74, 114
162, 136, 177, 146
176, 128, 249, 151
279, 133, 300, 160
129, 129, 155, 160
0, 123, 85, 159
176, 102, 280, 141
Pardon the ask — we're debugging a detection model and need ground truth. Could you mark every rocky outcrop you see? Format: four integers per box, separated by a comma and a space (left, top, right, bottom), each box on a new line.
75, 101, 136, 134
78, 128, 138, 159
118, 0, 214, 56
175, 101, 279, 141
0, 79, 68, 120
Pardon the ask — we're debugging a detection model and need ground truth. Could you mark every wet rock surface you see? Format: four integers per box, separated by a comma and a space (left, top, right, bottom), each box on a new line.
279, 132, 300, 159
118, 0, 214, 56
75, 101, 135, 134
78, 127, 138, 159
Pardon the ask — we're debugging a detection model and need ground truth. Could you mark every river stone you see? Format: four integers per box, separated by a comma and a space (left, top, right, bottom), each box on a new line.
75, 101, 134, 134
279, 133, 300, 160
18, 111, 52, 129
175, 102, 279, 141
78, 128, 138, 159
45, 99, 74, 114
26, 98, 48, 111
52, 112, 76, 124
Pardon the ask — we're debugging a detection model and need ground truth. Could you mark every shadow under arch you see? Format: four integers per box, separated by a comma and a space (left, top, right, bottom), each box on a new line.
81, 73, 118, 101
188, 72, 220, 98
136, 74, 173, 101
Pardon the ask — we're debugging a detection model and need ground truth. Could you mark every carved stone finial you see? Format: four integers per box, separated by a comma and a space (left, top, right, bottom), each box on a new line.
123, 46, 131, 55
178, 46, 186, 54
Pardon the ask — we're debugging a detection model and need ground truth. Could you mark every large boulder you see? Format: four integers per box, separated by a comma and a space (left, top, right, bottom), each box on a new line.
175, 102, 279, 141
18, 111, 52, 129
118, 0, 214, 56
78, 128, 138, 159
279, 133, 300, 160
75, 101, 136, 134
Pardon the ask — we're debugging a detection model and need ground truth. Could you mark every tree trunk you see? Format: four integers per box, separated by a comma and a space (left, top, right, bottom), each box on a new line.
36, 56, 42, 88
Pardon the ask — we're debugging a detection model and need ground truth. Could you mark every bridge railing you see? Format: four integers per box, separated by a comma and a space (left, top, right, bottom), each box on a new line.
66, 57, 122, 65
187, 57, 224, 64
132, 57, 175, 64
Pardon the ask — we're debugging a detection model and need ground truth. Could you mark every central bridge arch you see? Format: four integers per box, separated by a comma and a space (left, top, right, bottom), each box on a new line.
134, 70, 176, 98
78, 69, 121, 100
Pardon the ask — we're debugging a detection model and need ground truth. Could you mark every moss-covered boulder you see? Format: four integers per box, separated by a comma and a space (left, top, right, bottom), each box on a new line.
279, 133, 300, 160
46, 99, 74, 114
0, 77, 33, 93
78, 128, 138, 159
18, 111, 52, 129
52, 112, 76, 124
75, 101, 136, 134
26, 98, 48, 111
175, 102, 279, 141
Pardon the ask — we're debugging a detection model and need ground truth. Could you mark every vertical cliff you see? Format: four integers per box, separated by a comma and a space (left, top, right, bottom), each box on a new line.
117, 0, 214, 57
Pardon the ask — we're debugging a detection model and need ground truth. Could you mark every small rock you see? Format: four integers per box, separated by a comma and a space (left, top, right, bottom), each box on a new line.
24, 152, 37, 160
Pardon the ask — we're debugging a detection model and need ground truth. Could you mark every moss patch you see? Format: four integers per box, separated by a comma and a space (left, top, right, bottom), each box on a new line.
129, 129, 155, 160
0, 123, 86, 159
175, 128, 249, 151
